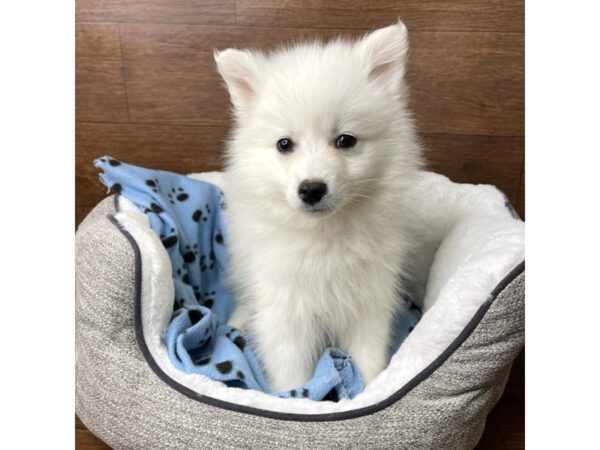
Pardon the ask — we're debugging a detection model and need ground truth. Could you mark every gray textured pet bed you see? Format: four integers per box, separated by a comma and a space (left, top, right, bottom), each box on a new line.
75, 171, 524, 449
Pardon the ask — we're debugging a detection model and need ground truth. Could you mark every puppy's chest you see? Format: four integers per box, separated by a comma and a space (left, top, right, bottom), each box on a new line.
246, 228, 391, 311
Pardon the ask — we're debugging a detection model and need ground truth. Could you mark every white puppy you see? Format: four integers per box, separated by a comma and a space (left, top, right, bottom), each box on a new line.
214, 21, 423, 392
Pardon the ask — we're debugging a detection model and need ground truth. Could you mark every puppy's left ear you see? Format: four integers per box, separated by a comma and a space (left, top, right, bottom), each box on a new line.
214, 48, 261, 113
358, 20, 409, 96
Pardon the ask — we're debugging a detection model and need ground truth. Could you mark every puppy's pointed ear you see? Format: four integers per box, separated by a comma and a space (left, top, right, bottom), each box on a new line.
358, 20, 409, 96
214, 48, 261, 112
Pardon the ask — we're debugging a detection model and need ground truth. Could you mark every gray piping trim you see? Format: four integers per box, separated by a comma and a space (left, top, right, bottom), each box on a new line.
107, 210, 524, 422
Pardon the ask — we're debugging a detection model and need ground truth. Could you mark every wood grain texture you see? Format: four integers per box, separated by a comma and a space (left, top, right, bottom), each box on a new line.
76, 23, 129, 123
407, 31, 524, 136
75, 415, 87, 429
476, 417, 507, 450
127, 0, 235, 25
77, 0, 129, 23
236, 0, 524, 33
119, 24, 523, 137
490, 350, 525, 450
77, 0, 235, 25
423, 134, 524, 206
119, 24, 358, 126
76, 428, 111, 449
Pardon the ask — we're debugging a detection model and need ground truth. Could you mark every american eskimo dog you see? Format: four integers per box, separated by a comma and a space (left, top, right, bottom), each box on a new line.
214, 21, 422, 392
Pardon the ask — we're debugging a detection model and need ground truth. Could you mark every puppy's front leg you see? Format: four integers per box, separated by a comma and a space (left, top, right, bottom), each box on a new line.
341, 307, 393, 385
253, 313, 319, 393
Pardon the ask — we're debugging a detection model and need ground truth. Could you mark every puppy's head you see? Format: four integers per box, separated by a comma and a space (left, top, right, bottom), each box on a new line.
215, 21, 420, 220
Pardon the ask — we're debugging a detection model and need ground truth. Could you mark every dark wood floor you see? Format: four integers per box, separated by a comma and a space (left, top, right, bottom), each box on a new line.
76, 1, 524, 448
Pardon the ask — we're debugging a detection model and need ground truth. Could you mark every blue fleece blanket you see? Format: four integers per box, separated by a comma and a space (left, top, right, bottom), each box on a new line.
95, 156, 421, 401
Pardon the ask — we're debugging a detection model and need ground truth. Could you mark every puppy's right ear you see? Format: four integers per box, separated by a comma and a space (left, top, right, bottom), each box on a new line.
358, 21, 409, 98
214, 49, 260, 113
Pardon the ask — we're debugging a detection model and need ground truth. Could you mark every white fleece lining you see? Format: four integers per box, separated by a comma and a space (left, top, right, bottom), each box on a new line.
115, 171, 524, 415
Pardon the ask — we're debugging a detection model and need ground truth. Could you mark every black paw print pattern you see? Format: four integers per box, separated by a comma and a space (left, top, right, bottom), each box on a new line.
196, 290, 215, 309
183, 243, 199, 263
97, 158, 122, 193
146, 178, 161, 193
167, 187, 189, 204
199, 247, 218, 272
192, 209, 203, 222
191, 202, 212, 223
144, 202, 165, 215
200, 252, 216, 271
161, 235, 178, 248
175, 297, 186, 309
218, 190, 226, 210
224, 330, 247, 354
279, 387, 309, 399
175, 266, 194, 290
193, 286, 201, 301
160, 227, 178, 249
215, 360, 233, 375
98, 157, 121, 167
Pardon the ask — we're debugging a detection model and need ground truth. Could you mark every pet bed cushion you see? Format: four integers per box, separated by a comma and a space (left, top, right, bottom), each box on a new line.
76, 168, 524, 449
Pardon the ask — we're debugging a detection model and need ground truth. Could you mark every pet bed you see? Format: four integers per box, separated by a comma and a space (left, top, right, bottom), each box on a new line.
75, 168, 524, 449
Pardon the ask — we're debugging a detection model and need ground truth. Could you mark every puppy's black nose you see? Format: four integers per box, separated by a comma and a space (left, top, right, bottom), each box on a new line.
298, 180, 328, 205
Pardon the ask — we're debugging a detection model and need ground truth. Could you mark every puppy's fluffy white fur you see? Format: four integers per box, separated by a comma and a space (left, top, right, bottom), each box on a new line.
214, 21, 423, 392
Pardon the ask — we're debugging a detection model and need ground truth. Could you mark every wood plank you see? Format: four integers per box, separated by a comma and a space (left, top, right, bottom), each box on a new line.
236, 0, 524, 33
75, 415, 86, 429
76, 0, 129, 22
407, 31, 524, 136
77, 0, 235, 25
120, 24, 355, 126
76, 23, 129, 123
491, 400, 525, 450
76, 428, 111, 449
475, 417, 507, 450
120, 24, 523, 136
422, 134, 524, 207
126, 0, 235, 25
487, 350, 525, 450
76, 122, 228, 209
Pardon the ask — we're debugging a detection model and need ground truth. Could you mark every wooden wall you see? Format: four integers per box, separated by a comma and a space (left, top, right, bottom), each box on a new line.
76, 0, 524, 226
75, 2, 524, 449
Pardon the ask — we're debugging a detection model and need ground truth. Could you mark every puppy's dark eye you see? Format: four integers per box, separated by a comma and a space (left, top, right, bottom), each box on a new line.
276, 138, 294, 153
335, 134, 357, 149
